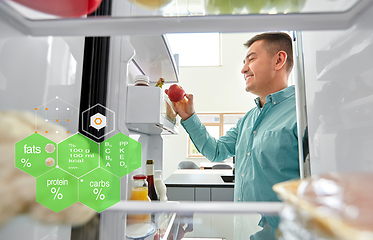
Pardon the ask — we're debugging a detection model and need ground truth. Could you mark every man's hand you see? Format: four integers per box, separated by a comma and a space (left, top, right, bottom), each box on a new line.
165, 89, 194, 120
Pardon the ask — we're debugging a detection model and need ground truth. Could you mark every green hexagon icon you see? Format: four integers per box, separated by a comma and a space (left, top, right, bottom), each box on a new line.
36, 168, 78, 212
58, 133, 99, 178
79, 168, 120, 212
15, 133, 57, 177
100, 133, 141, 177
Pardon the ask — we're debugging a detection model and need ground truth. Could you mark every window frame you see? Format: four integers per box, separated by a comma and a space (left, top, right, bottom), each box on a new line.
188, 112, 245, 158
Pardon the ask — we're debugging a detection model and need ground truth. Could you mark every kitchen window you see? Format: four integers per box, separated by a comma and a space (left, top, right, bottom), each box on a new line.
188, 113, 244, 158
166, 33, 221, 67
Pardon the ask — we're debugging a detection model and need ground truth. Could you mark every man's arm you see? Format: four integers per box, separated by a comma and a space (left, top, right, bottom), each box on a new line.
165, 90, 237, 161
181, 113, 237, 162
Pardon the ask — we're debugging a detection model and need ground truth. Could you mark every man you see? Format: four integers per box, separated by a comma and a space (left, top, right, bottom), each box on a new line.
167, 32, 300, 234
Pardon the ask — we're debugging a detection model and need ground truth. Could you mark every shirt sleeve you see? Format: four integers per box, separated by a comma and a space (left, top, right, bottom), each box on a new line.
181, 113, 237, 162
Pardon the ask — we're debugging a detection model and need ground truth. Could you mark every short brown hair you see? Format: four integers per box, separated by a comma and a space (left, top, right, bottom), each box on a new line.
244, 32, 293, 73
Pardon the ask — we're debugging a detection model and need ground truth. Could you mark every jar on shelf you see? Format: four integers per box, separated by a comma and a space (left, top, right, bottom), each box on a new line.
134, 75, 150, 86
127, 174, 151, 224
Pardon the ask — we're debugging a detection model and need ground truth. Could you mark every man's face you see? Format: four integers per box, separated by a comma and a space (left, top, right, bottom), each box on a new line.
241, 40, 275, 96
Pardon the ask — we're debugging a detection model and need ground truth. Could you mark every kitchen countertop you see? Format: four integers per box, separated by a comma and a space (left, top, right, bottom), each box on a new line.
164, 169, 234, 188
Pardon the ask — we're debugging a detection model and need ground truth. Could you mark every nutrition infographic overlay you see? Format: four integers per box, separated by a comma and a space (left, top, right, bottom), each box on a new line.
15, 99, 141, 213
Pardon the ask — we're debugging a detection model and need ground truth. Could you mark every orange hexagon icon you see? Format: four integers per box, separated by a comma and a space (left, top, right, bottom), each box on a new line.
90, 113, 106, 130
94, 118, 102, 125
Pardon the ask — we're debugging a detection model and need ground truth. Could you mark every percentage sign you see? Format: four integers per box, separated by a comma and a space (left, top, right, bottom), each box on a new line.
51, 187, 63, 200
69, 143, 76, 148
21, 158, 31, 167
93, 188, 105, 200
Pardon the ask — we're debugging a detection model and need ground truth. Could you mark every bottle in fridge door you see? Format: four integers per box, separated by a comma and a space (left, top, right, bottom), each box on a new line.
154, 170, 167, 201
146, 160, 159, 201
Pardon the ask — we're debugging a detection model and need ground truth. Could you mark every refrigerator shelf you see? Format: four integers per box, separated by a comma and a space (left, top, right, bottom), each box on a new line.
126, 86, 179, 135
340, 94, 373, 112
0, 0, 373, 36
107, 200, 284, 215
1, 0, 363, 20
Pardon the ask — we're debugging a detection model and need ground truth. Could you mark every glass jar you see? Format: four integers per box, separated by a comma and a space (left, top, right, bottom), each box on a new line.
127, 174, 151, 224
134, 75, 150, 86
130, 174, 150, 201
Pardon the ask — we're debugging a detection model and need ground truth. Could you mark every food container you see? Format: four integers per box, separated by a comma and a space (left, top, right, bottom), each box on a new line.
134, 75, 150, 86
126, 222, 156, 240
273, 173, 373, 240
127, 174, 151, 224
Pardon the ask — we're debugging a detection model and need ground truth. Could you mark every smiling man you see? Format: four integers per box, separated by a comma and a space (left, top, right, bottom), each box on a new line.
170, 32, 300, 237
242, 33, 293, 105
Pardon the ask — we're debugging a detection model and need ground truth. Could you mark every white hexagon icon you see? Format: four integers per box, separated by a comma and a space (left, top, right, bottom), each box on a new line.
90, 113, 106, 130
81, 104, 115, 140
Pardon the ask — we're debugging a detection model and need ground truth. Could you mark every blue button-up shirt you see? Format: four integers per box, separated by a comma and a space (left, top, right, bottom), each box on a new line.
181, 86, 300, 227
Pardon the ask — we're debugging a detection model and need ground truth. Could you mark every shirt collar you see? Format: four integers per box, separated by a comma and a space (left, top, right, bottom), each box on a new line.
254, 85, 295, 108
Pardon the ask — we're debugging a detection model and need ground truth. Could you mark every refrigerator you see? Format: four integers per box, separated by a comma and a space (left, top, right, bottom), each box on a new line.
0, 0, 372, 239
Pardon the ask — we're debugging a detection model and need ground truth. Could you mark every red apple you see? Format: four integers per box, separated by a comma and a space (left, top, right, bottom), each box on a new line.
166, 84, 185, 102
11, 0, 103, 17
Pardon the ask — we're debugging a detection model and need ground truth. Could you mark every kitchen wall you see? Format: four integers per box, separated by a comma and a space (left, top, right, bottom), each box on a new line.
162, 33, 259, 179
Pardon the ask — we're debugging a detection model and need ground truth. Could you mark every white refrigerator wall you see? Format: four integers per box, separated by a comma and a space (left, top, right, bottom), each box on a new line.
303, 4, 373, 174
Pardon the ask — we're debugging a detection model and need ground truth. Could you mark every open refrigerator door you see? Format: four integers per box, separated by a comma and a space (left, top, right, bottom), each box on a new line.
1, 0, 373, 240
